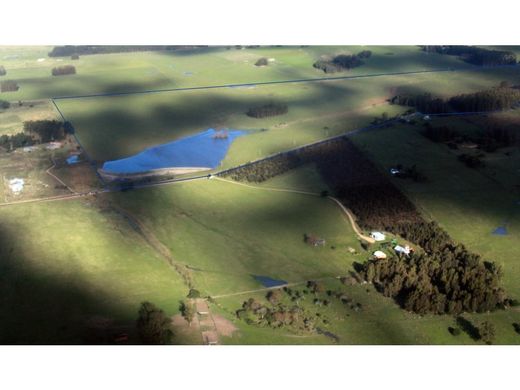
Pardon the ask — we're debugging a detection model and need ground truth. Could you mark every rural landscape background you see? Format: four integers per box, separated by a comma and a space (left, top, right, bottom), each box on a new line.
1, 45, 519, 345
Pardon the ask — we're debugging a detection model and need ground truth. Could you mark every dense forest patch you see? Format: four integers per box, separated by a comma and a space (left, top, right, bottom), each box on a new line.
390, 84, 520, 113
52, 65, 76, 76
246, 103, 288, 118
313, 50, 372, 73
421, 46, 517, 66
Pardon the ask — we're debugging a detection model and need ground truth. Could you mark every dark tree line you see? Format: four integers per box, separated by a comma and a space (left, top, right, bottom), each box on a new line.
423, 119, 518, 152
0, 133, 34, 149
313, 50, 371, 73
51, 65, 76, 76
48, 45, 208, 57
391, 85, 520, 114
24, 120, 66, 143
1, 80, 19, 92
246, 103, 288, 118
421, 46, 517, 66
0, 65, 6, 76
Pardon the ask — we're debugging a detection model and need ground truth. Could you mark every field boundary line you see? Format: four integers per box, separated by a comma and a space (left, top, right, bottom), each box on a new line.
50, 63, 520, 101
211, 276, 338, 299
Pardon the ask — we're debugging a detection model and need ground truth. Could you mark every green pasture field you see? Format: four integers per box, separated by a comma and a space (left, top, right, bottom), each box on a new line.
54, 64, 520, 169
0, 199, 188, 343
0, 100, 59, 136
213, 278, 520, 345
108, 177, 362, 297
1, 45, 473, 101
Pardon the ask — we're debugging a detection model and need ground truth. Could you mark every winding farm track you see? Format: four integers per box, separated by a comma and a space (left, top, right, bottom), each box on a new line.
213, 177, 375, 243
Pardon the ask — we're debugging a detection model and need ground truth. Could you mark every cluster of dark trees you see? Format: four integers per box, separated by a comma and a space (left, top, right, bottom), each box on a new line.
51, 65, 76, 76
391, 85, 520, 114
0, 99, 9, 109
458, 153, 485, 168
136, 301, 173, 344
450, 86, 520, 112
390, 93, 449, 114
48, 45, 207, 57
255, 57, 268, 66
246, 102, 288, 118
357, 235, 507, 315
1, 80, 19, 92
421, 46, 517, 66
424, 121, 518, 152
313, 50, 371, 73
236, 296, 317, 332
0, 65, 6, 76
456, 317, 496, 344
24, 120, 66, 142
223, 138, 349, 182
0, 133, 34, 149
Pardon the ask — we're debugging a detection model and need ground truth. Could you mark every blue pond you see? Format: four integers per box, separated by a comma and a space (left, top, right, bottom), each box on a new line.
102, 129, 245, 174
492, 226, 508, 235
66, 155, 80, 165
253, 275, 288, 288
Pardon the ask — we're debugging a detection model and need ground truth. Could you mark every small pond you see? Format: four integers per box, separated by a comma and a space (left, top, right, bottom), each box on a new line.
66, 155, 80, 165
102, 128, 246, 174
253, 275, 288, 288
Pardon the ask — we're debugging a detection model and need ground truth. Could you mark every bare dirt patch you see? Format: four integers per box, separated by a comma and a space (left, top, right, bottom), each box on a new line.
212, 314, 238, 337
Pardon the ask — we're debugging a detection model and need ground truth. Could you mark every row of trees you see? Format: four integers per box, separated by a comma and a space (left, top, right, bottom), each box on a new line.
1, 80, 19, 92
424, 121, 518, 152
24, 120, 66, 142
390, 85, 520, 114
0, 120, 66, 150
421, 46, 517, 66
0, 133, 34, 149
51, 65, 76, 76
246, 102, 288, 118
48, 45, 206, 57
313, 50, 371, 73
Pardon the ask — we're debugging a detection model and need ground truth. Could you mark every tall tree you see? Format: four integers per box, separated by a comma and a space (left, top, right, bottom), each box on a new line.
136, 301, 173, 344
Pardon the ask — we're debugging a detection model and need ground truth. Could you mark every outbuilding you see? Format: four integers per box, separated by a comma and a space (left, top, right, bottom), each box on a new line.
370, 231, 386, 241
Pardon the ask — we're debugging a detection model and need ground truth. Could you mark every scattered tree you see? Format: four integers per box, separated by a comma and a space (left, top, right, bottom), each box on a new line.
0, 65, 6, 76
246, 103, 288, 118
51, 65, 76, 76
136, 301, 173, 344
179, 300, 196, 327
479, 321, 496, 345
255, 57, 268, 66
1, 80, 19, 92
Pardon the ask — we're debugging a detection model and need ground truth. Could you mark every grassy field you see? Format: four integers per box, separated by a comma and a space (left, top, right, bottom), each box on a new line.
108, 176, 362, 296
0, 198, 188, 343
2, 46, 520, 344
0, 100, 59, 136
54, 64, 520, 169
1, 45, 475, 101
